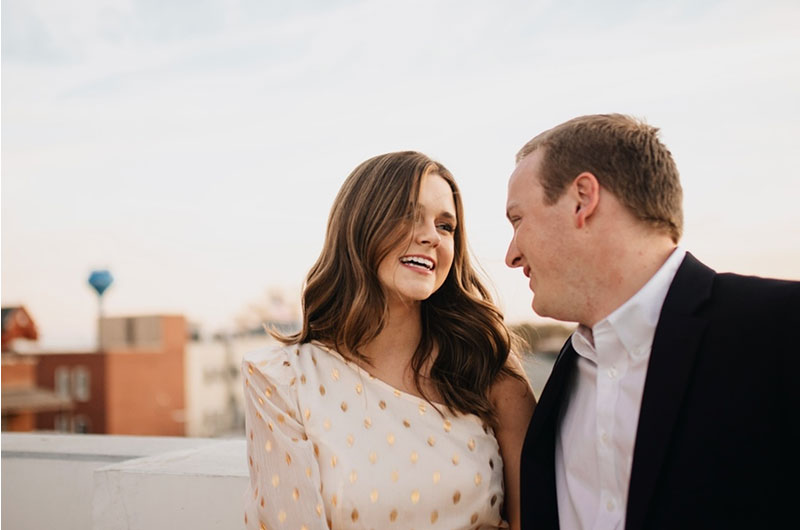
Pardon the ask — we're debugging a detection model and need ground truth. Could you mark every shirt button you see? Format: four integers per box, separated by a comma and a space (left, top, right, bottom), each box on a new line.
606, 500, 616, 512
600, 432, 609, 444
607, 366, 618, 379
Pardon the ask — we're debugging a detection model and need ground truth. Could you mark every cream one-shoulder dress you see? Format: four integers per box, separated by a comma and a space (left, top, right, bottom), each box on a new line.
242, 342, 507, 530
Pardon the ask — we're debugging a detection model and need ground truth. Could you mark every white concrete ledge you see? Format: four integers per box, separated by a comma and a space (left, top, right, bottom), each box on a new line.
2, 433, 247, 530
94, 440, 248, 529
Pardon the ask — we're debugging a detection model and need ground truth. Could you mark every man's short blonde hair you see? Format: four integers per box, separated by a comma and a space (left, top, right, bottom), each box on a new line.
517, 114, 683, 243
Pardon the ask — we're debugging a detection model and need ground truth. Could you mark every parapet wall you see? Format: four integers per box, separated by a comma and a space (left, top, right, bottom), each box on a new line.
1, 433, 248, 529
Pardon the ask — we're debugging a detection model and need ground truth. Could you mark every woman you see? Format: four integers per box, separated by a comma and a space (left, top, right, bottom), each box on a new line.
242, 151, 536, 529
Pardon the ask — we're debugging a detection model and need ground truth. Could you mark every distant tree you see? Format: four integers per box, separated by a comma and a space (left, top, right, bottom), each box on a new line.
235, 287, 300, 336
510, 322, 574, 355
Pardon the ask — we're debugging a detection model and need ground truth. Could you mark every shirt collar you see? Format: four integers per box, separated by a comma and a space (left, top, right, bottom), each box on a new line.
572, 247, 686, 359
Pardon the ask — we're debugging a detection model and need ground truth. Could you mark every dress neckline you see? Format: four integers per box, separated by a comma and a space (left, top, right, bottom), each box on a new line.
309, 340, 450, 408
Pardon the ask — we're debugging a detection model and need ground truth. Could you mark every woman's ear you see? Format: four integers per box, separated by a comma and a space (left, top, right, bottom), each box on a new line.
571, 172, 600, 228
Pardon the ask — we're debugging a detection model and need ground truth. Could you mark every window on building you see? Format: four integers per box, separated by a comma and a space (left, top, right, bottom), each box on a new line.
54, 367, 70, 398
54, 413, 71, 432
71, 366, 90, 401
73, 414, 91, 434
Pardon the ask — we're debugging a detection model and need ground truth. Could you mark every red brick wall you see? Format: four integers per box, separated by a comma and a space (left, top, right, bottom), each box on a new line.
34, 353, 106, 433
104, 316, 185, 435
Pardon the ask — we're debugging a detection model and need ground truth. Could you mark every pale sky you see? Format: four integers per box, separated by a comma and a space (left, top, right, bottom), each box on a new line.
3, 0, 799, 349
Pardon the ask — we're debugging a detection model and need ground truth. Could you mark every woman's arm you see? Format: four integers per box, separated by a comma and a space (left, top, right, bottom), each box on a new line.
242, 349, 328, 530
491, 354, 537, 530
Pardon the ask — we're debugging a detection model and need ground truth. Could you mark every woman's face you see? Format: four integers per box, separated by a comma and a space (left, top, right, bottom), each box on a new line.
377, 173, 457, 306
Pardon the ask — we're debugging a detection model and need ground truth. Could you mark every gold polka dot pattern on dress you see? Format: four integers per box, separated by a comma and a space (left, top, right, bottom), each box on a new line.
369, 451, 378, 464
331, 494, 338, 507
427, 436, 436, 447
257, 396, 264, 406
300, 374, 307, 384
403, 419, 411, 428
391, 470, 398, 482
418, 403, 426, 414
271, 474, 280, 487
474, 473, 482, 486
467, 438, 476, 451
319, 385, 326, 396
370, 489, 379, 503
364, 417, 372, 429
285, 452, 292, 465
411, 490, 420, 504
304, 408, 311, 420
350, 470, 358, 483
248, 365, 254, 374
393, 390, 401, 398
277, 413, 285, 424
346, 434, 354, 447
278, 510, 287, 523
313, 443, 319, 457
301, 525, 308, 530
453, 491, 461, 504
305, 467, 312, 478
351, 508, 359, 522
264, 387, 272, 398
443, 419, 452, 432
316, 504, 323, 516
293, 488, 300, 501
331, 455, 337, 468
289, 376, 296, 386
470, 513, 479, 524
282, 360, 291, 367
379, 400, 387, 409
259, 522, 265, 530
410, 451, 418, 463
431, 510, 439, 524
355, 383, 363, 394
341, 401, 348, 412
332, 368, 340, 380
264, 440, 272, 453
386, 433, 395, 446
433, 471, 441, 484
452, 454, 460, 465
260, 497, 264, 507
390, 509, 398, 522
323, 419, 331, 431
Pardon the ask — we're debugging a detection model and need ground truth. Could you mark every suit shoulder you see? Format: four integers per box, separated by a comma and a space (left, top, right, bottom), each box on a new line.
711, 273, 800, 321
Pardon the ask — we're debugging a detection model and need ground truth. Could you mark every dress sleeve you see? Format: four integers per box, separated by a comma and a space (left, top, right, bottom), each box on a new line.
242, 346, 328, 530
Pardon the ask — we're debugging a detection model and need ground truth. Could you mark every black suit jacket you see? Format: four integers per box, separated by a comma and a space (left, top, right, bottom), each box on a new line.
519, 253, 800, 529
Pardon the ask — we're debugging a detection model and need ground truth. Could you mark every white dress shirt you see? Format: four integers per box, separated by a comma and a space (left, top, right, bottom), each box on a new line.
555, 247, 686, 530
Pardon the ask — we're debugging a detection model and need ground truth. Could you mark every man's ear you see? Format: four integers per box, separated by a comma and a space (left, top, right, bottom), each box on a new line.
571, 172, 600, 228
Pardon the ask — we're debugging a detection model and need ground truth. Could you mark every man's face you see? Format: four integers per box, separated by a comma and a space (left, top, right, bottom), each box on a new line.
505, 149, 579, 321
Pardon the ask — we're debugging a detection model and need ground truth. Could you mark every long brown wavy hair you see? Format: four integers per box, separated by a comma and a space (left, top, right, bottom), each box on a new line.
276, 151, 519, 428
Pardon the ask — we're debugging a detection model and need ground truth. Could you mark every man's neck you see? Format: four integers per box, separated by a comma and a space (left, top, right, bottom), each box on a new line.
582, 236, 677, 328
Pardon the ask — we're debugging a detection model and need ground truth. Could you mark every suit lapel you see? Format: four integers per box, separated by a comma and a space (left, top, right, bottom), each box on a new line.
625, 253, 715, 530
520, 339, 578, 529
526, 339, 578, 444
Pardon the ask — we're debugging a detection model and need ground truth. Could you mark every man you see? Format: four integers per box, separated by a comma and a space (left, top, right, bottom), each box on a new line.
505, 114, 799, 530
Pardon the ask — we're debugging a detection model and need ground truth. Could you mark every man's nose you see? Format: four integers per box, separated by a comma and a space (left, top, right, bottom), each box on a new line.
505, 236, 522, 268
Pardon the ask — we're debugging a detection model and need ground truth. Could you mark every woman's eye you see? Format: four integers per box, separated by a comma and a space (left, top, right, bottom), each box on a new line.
437, 223, 455, 233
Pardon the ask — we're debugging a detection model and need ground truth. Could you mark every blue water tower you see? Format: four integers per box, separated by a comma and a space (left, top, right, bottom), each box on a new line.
88, 270, 113, 350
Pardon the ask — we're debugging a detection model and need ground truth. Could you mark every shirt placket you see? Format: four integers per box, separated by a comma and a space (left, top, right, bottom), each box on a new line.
592, 329, 625, 530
